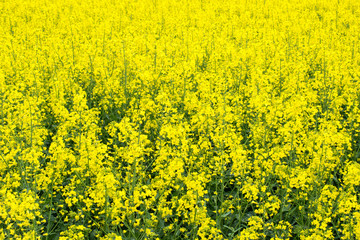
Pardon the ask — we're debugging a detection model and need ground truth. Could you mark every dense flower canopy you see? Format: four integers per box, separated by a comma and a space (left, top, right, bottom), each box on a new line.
0, 0, 360, 239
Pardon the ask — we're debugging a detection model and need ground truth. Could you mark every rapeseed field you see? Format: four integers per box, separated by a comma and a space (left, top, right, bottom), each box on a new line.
1, 0, 360, 239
